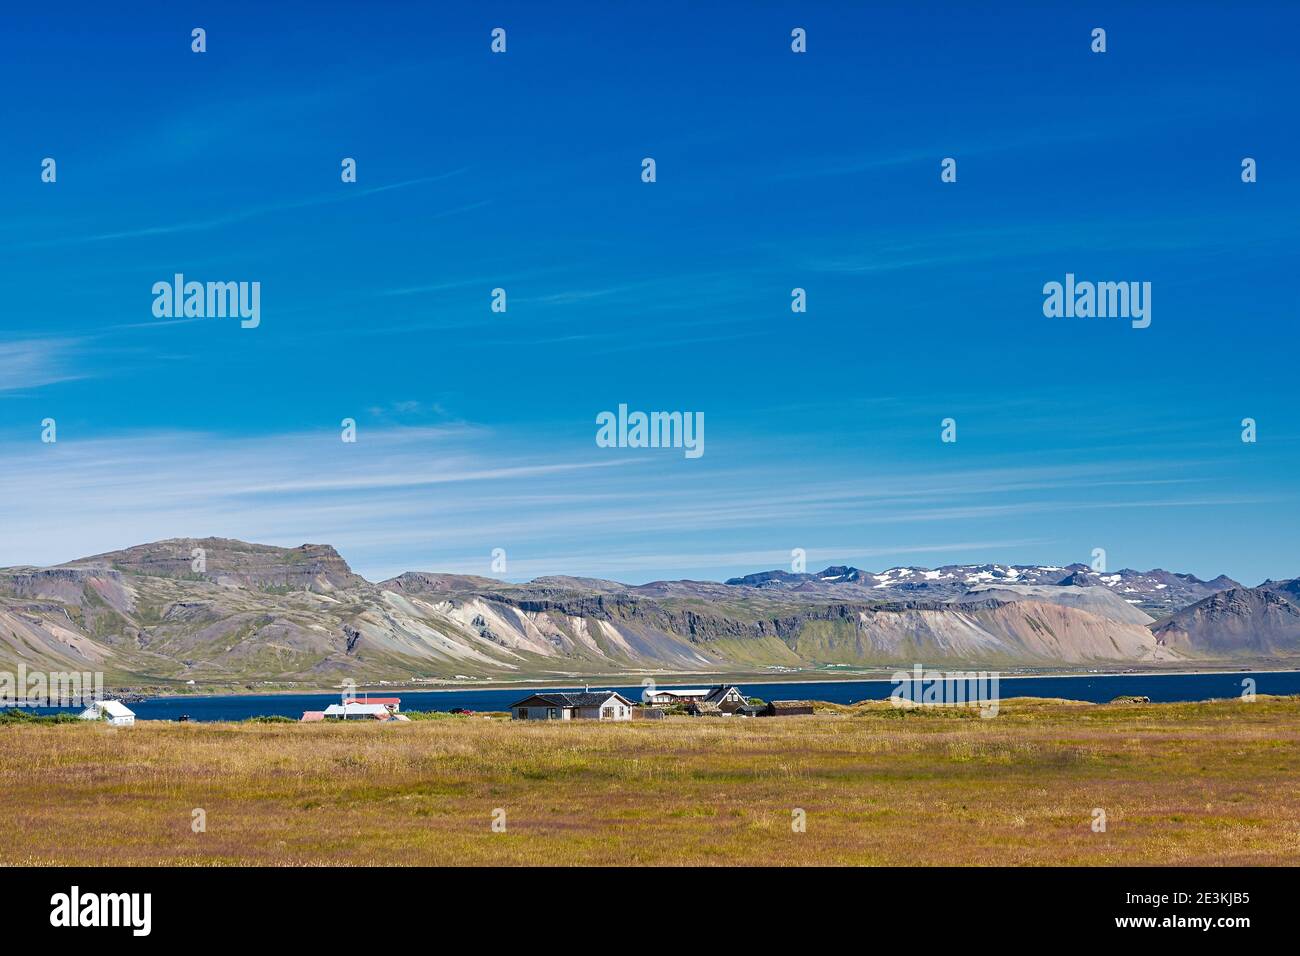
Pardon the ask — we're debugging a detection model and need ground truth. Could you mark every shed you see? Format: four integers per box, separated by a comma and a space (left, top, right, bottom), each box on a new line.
763, 700, 815, 717
300, 711, 326, 722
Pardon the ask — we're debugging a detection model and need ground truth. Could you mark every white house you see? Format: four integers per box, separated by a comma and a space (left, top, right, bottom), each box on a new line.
78, 700, 135, 726
643, 687, 711, 706
322, 702, 392, 720
510, 691, 635, 721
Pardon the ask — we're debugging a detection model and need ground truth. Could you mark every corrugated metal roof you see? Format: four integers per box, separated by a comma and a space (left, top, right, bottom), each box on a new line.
323, 702, 391, 716
101, 700, 134, 717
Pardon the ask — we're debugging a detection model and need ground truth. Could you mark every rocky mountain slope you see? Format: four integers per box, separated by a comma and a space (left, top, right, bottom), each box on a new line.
0, 539, 1287, 690
725, 563, 1241, 615
1151, 583, 1300, 655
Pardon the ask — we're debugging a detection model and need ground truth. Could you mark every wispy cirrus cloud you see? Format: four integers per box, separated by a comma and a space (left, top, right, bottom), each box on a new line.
10, 173, 474, 251
0, 426, 643, 573
801, 214, 1299, 276
0, 422, 1275, 582
0, 338, 86, 393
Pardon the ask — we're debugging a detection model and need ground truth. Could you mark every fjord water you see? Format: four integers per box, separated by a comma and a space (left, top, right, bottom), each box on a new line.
92, 670, 1300, 721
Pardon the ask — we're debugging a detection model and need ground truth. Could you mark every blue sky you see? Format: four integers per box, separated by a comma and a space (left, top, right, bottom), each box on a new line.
1, 1, 1297, 584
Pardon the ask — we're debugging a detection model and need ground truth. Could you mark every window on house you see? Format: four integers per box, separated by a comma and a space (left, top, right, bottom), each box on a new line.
548, 708, 558, 719
601, 707, 613, 719
519, 708, 528, 719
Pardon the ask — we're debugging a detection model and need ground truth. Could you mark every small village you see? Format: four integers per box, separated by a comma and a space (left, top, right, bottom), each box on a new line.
507, 684, 815, 721
57, 685, 817, 725
291, 685, 816, 723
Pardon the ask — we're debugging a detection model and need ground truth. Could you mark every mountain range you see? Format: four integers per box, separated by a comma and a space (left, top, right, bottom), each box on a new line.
1, 538, 1296, 691
724, 563, 1240, 615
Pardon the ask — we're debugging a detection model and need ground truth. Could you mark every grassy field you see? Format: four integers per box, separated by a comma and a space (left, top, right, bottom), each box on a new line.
2, 697, 1298, 866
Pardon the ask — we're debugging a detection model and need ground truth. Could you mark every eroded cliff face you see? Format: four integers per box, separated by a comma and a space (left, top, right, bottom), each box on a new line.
1151, 586, 1300, 655
446, 593, 1174, 667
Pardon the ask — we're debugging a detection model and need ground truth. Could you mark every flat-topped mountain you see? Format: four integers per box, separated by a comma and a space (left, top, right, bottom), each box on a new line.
0, 539, 1287, 690
66, 537, 366, 592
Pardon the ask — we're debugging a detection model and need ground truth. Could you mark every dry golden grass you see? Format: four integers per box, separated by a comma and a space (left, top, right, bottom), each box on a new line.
2, 696, 1299, 866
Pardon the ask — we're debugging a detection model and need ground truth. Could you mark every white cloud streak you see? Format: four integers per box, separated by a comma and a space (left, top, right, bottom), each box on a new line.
0, 338, 85, 393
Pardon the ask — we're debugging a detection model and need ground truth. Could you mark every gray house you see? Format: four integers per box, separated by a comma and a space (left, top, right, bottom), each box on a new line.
510, 690, 635, 721
702, 685, 748, 712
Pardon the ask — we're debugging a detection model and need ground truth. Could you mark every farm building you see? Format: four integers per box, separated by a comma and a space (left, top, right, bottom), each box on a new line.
645, 684, 748, 712
78, 700, 135, 726
643, 687, 711, 706
686, 700, 724, 717
763, 700, 815, 717
509, 691, 635, 721
322, 702, 393, 720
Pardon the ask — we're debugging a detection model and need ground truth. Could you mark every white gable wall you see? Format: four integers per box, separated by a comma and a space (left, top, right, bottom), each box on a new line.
575, 695, 632, 720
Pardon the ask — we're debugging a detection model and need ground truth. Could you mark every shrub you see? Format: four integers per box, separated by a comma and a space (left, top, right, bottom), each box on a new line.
0, 709, 83, 725
402, 710, 462, 720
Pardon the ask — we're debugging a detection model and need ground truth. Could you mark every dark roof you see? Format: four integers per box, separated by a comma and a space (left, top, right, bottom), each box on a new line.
703, 684, 745, 703
510, 691, 634, 709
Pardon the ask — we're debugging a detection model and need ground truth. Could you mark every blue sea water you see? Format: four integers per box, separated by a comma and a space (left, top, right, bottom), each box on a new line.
19, 669, 1298, 721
